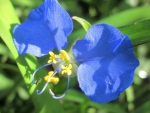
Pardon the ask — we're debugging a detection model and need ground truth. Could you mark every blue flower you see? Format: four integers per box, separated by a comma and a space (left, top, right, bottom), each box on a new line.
72, 24, 139, 103
31, 23, 139, 103
12, 0, 139, 104
13, 0, 73, 57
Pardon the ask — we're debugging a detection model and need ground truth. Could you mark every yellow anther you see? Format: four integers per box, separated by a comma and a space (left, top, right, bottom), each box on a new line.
44, 71, 54, 82
61, 64, 72, 76
48, 52, 57, 64
50, 77, 59, 84
44, 71, 59, 84
59, 50, 70, 62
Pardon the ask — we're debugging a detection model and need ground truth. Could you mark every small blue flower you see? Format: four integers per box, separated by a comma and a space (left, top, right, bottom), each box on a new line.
13, 0, 73, 57
72, 24, 139, 103
31, 24, 139, 103
12, 0, 139, 103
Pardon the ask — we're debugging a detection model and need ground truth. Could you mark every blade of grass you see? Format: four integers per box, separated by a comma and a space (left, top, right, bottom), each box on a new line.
119, 19, 150, 46
96, 6, 150, 27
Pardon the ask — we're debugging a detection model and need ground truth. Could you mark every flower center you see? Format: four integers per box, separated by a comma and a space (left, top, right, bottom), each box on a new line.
32, 50, 73, 99
44, 71, 59, 84
46, 50, 72, 77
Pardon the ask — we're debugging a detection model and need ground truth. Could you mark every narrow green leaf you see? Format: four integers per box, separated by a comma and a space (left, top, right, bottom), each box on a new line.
72, 16, 91, 32
96, 6, 150, 27
0, 0, 64, 113
10, 0, 42, 7
119, 19, 150, 46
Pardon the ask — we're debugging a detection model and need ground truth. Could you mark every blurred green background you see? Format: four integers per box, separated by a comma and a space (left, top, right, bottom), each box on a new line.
0, 0, 150, 113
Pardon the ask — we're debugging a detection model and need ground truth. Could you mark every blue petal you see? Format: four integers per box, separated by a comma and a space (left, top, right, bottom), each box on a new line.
13, 0, 73, 57
77, 50, 139, 103
73, 24, 130, 62
73, 23, 139, 103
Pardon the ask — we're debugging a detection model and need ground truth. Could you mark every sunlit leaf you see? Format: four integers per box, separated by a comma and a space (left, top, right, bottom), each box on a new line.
72, 16, 91, 32
119, 19, 150, 46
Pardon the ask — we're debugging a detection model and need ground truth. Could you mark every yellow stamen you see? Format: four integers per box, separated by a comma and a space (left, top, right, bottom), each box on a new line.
44, 71, 59, 84
50, 77, 59, 84
61, 64, 72, 76
59, 50, 70, 62
48, 52, 57, 64
44, 71, 53, 82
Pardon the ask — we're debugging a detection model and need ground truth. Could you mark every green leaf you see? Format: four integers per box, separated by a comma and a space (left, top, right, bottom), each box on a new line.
72, 16, 91, 32
0, 0, 64, 113
119, 19, 150, 46
96, 6, 150, 27
10, 0, 42, 7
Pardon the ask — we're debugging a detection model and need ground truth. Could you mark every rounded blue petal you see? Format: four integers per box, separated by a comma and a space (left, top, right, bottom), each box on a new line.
73, 24, 139, 103
73, 24, 130, 62
13, 0, 73, 57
